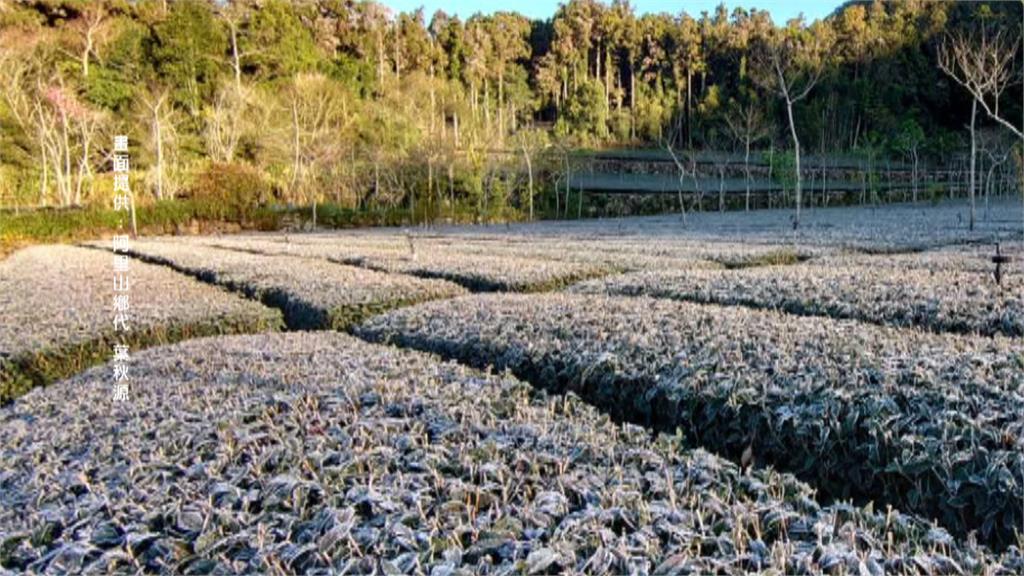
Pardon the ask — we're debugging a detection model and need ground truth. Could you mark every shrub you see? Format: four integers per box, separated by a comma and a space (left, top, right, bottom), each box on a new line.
186, 162, 271, 223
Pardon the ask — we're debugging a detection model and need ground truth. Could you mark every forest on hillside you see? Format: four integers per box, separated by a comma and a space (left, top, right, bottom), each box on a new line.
0, 0, 1022, 228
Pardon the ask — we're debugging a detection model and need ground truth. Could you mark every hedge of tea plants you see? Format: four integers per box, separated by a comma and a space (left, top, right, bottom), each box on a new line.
105, 240, 466, 330
1, 333, 1019, 573
198, 236, 613, 293
359, 293, 1024, 549
572, 261, 1024, 337
0, 245, 282, 403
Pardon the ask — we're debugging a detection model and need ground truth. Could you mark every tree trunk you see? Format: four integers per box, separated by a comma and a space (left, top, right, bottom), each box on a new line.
886, 161, 893, 201
374, 160, 380, 203
498, 72, 504, 138
604, 44, 610, 114
629, 61, 636, 139
785, 100, 802, 227
62, 112, 72, 206
665, 145, 687, 220
154, 105, 164, 201
577, 181, 582, 219
985, 161, 996, 220
686, 69, 692, 149
393, 28, 401, 81
483, 79, 490, 134
565, 156, 571, 218
74, 123, 90, 206
555, 175, 561, 218
230, 24, 241, 92
427, 160, 434, 224
448, 162, 454, 221
912, 148, 918, 203
718, 164, 725, 213
453, 111, 460, 149
968, 98, 977, 230
429, 64, 436, 136
376, 29, 385, 91
521, 140, 534, 220
82, 36, 92, 78
129, 190, 137, 237
744, 138, 751, 211
290, 99, 300, 196
39, 135, 48, 206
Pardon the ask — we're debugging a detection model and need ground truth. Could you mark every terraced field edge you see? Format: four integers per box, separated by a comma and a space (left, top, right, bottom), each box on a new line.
102, 247, 464, 331
0, 315, 283, 403
340, 256, 616, 293
588, 281, 1023, 338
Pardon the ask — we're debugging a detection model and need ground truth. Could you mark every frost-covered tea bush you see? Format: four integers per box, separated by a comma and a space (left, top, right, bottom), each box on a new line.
343, 249, 611, 292
110, 240, 466, 330
0, 245, 281, 402
198, 237, 612, 293
431, 237, 818, 271
201, 232, 821, 275
443, 199, 1020, 252
818, 244, 1024, 276
359, 293, 1024, 548
1, 333, 1019, 574
573, 261, 1024, 337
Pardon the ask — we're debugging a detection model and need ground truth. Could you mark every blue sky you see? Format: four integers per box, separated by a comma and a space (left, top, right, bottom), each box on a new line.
382, 0, 844, 23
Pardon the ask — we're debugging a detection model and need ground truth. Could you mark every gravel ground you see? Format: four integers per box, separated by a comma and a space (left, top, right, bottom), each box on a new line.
358, 293, 1024, 549
571, 261, 1024, 337
102, 240, 467, 330
0, 245, 282, 402
1, 332, 1021, 574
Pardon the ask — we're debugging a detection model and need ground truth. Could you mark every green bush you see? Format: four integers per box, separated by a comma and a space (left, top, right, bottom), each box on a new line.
186, 162, 271, 223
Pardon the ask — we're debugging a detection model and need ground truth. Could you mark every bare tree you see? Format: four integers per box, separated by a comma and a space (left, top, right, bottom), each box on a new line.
218, 1, 259, 93
205, 84, 250, 163
73, 3, 108, 79
516, 128, 548, 221
968, 98, 979, 229
285, 73, 354, 206
894, 119, 925, 203
665, 144, 686, 221
724, 98, 771, 211
751, 22, 828, 228
139, 87, 172, 201
939, 25, 1024, 236
6, 74, 104, 207
939, 27, 1024, 141
714, 154, 728, 213
979, 128, 1013, 220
